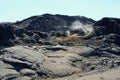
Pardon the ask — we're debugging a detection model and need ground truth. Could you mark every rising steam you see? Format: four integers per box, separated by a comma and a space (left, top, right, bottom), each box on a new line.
70, 21, 93, 35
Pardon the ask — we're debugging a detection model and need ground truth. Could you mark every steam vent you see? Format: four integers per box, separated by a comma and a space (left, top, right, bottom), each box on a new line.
0, 14, 120, 80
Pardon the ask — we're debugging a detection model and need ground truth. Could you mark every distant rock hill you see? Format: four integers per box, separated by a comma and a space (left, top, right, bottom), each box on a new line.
0, 14, 120, 47
14, 14, 95, 31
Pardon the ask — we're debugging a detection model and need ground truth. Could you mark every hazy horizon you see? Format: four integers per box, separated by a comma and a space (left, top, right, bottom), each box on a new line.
0, 0, 120, 22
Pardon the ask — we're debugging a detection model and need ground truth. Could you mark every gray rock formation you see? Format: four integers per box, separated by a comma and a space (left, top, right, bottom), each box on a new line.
0, 45, 120, 80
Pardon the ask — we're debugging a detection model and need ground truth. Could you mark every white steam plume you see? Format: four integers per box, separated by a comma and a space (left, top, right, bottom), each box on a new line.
70, 21, 93, 35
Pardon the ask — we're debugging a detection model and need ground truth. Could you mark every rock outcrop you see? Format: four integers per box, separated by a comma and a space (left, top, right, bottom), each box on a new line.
93, 17, 120, 35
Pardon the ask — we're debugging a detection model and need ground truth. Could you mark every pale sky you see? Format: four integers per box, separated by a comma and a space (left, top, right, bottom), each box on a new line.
0, 0, 120, 22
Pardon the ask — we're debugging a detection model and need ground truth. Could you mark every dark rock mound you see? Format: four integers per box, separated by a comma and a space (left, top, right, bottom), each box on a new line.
0, 14, 95, 47
0, 23, 15, 47
93, 17, 120, 36
14, 14, 95, 32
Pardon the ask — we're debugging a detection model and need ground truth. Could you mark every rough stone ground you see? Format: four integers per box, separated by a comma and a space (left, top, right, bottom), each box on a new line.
0, 45, 120, 80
